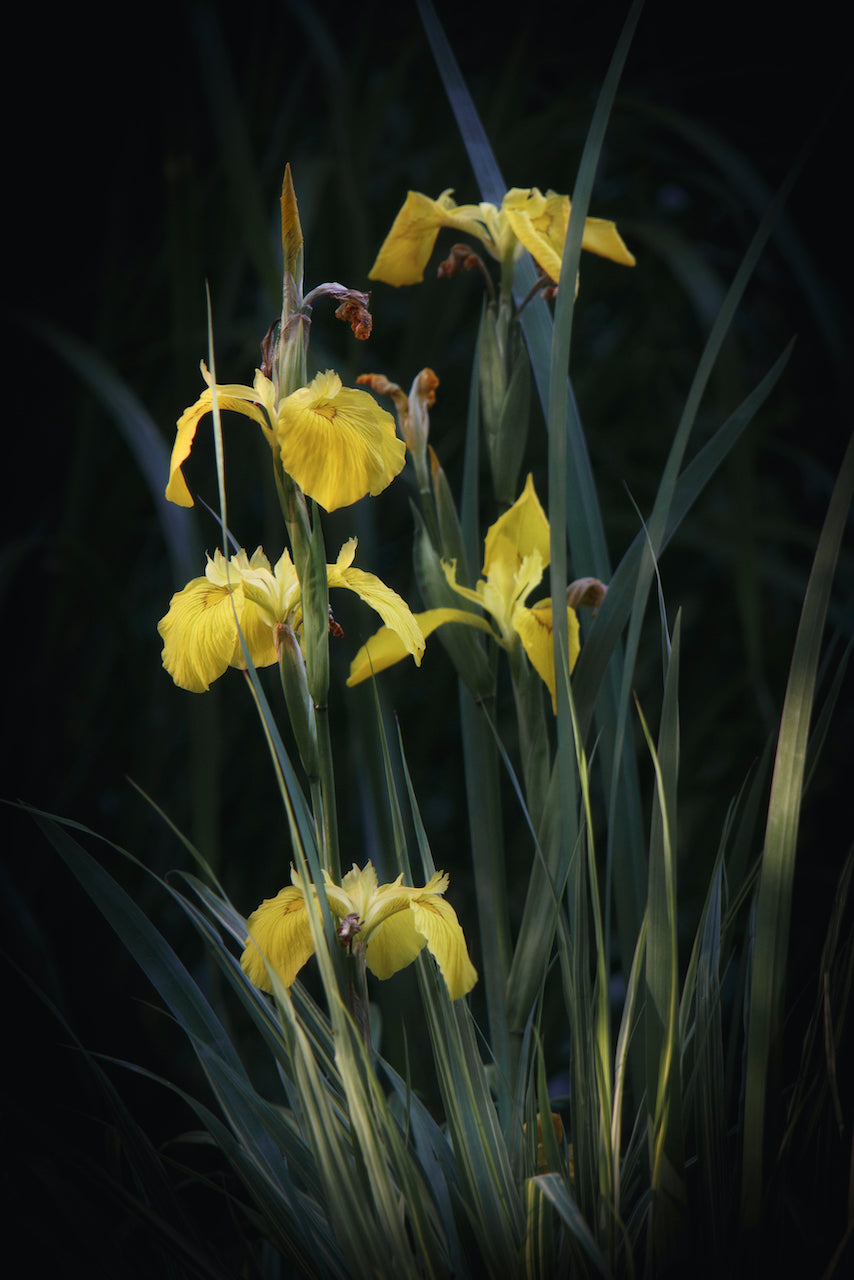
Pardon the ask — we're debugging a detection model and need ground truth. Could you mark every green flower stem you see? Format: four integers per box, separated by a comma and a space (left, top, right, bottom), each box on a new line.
314, 699, 341, 884
272, 451, 312, 572
347, 939, 372, 1053
507, 643, 551, 833
460, 682, 512, 1090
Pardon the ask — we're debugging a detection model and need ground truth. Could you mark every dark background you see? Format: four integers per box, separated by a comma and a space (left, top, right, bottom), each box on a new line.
4, 1, 851, 1273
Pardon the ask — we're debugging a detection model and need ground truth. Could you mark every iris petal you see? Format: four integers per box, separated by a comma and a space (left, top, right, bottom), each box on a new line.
410, 896, 478, 1000
157, 573, 246, 692
165, 369, 274, 508
241, 887, 316, 991
277, 371, 405, 511
347, 606, 493, 686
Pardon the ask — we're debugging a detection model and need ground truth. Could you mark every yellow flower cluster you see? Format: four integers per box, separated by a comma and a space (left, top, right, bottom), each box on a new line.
368, 186, 635, 287
348, 474, 580, 712
166, 365, 405, 514
241, 861, 477, 1001
158, 540, 424, 693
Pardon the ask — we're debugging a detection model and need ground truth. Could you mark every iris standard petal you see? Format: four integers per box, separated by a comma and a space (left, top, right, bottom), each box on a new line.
410, 896, 478, 1000
241, 887, 316, 991
276, 371, 405, 511
483, 473, 551, 578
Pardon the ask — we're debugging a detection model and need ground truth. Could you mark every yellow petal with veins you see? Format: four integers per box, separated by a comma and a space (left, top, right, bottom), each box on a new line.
410, 896, 478, 1000
276, 371, 405, 511
241, 887, 315, 991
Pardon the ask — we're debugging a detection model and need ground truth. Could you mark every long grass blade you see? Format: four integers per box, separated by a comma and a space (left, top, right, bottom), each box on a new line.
741, 429, 854, 1226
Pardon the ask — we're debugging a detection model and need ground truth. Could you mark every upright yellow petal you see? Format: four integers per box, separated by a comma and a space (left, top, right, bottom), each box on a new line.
483, 474, 551, 580
277, 371, 405, 511
241, 887, 316, 991
503, 187, 568, 281
410, 896, 478, 999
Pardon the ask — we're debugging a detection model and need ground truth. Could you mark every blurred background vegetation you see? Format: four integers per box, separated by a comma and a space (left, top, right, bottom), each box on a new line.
4, 0, 851, 1273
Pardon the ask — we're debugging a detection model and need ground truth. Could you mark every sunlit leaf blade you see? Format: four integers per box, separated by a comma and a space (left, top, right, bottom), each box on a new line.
531, 1174, 613, 1278
741, 430, 854, 1226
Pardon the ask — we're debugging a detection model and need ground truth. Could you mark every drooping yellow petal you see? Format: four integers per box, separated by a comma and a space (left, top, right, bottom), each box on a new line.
513, 599, 581, 713
346, 606, 494, 686
502, 187, 635, 282
241, 887, 316, 991
364, 909, 427, 980
276, 371, 405, 511
410, 896, 478, 1000
157, 568, 245, 693
579, 216, 636, 267
368, 190, 511, 285
165, 367, 275, 507
368, 190, 469, 285
157, 549, 279, 692
328, 552, 426, 665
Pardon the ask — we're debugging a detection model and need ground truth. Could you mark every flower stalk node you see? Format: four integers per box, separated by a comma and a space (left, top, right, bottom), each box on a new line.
337, 912, 363, 949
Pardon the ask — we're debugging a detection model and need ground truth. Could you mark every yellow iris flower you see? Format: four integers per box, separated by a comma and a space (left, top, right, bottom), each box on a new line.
158, 539, 425, 693
166, 365, 406, 513
348, 474, 580, 711
368, 186, 635, 287
241, 861, 477, 1000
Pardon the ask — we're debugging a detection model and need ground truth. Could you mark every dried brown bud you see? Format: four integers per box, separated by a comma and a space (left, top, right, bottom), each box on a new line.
334, 296, 373, 340
413, 367, 439, 410
437, 243, 484, 279
303, 282, 373, 339
328, 606, 344, 639
566, 577, 608, 613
